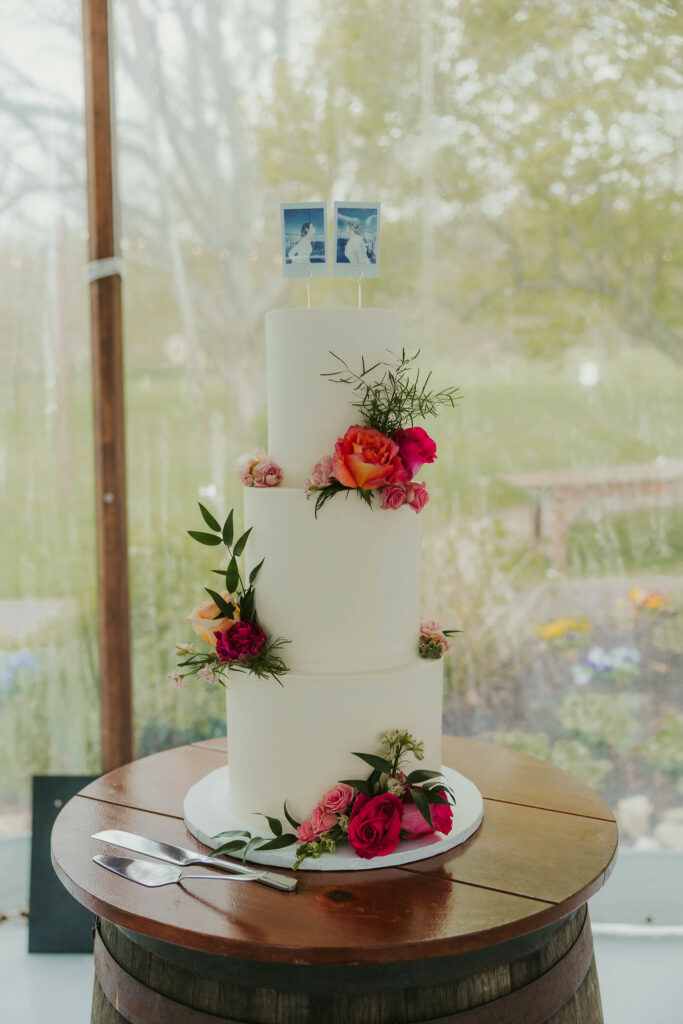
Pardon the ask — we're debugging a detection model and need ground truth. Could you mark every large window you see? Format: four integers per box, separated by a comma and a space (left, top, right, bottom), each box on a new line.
2, 0, 681, 873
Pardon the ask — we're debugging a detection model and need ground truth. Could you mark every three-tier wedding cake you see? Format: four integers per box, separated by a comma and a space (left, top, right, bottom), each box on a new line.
227, 308, 443, 824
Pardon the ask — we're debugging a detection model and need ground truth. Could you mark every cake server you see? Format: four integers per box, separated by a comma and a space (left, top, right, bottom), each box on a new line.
92, 829, 298, 892
93, 854, 265, 887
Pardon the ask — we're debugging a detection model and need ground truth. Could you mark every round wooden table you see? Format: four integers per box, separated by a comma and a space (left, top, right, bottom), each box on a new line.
52, 736, 617, 1024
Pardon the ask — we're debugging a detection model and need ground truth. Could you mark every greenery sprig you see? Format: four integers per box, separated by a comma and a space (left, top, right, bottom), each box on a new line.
323, 348, 459, 436
171, 504, 289, 687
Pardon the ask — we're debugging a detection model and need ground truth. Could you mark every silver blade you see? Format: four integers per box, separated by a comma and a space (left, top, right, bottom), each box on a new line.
92, 829, 201, 867
94, 854, 181, 887
92, 828, 298, 892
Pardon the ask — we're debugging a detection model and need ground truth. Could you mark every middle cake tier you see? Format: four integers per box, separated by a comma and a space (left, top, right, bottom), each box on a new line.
243, 486, 422, 674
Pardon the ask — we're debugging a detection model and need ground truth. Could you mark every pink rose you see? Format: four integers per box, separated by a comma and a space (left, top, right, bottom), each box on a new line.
237, 450, 267, 486
347, 792, 403, 860
322, 783, 355, 814
296, 820, 317, 843
394, 427, 437, 479
252, 458, 283, 488
406, 481, 430, 512
401, 788, 453, 839
311, 803, 337, 835
215, 620, 266, 663
420, 619, 451, 653
309, 454, 334, 489
380, 483, 407, 510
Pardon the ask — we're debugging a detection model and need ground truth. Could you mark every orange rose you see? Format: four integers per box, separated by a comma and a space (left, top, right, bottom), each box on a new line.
332, 426, 408, 491
188, 591, 239, 647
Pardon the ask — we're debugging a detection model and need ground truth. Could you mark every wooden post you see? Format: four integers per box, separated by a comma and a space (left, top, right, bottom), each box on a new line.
82, 0, 133, 770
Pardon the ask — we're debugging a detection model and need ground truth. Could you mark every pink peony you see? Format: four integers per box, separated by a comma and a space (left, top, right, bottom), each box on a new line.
296, 820, 317, 843
406, 481, 430, 512
333, 426, 408, 491
394, 427, 437, 479
347, 792, 403, 860
252, 458, 283, 488
322, 783, 355, 814
309, 454, 334, 489
401, 788, 453, 839
215, 620, 266, 663
311, 803, 337, 835
380, 482, 407, 510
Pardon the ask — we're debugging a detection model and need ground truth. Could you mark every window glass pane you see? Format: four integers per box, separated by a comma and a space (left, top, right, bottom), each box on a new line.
0, 2, 96, 857
114, 0, 681, 862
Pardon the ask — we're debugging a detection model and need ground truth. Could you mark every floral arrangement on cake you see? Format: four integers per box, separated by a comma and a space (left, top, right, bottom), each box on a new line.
419, 620, 457, 659
238, 450, 283, 488
168, 504, 289, 688
210, 730, 455, 869
305, 349, 458, 516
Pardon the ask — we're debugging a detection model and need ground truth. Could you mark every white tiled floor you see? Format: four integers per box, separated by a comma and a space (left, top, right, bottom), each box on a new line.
2, 915, 683, 1024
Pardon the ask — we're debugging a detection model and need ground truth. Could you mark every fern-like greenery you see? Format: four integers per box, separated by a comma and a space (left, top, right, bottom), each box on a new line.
323, 348, 459, 436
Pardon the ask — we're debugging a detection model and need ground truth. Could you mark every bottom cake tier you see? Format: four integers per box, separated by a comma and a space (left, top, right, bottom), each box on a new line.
225, 659, 444, 824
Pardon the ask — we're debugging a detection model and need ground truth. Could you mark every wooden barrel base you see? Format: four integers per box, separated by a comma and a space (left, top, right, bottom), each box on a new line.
91, 904, 603, 1024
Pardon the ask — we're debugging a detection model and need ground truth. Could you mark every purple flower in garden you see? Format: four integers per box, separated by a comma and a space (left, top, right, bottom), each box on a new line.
584, 645, 614, 673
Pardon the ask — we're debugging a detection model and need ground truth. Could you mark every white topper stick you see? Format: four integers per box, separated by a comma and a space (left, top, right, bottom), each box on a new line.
349, 269, 364, 308
298, 266, 313, 308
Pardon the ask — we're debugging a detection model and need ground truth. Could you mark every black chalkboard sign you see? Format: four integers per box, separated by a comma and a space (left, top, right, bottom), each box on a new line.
29, 775, 97, 953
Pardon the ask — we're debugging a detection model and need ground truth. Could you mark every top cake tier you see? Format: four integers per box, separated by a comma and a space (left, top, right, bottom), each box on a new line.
266, 308, 402, 485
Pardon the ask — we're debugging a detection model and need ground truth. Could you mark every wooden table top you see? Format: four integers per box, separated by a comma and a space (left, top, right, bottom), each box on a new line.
51, 736, 617, 965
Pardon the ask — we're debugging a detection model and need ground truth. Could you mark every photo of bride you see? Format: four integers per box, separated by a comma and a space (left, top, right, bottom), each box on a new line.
280, 202, 328, 277
334, 202, 380, 277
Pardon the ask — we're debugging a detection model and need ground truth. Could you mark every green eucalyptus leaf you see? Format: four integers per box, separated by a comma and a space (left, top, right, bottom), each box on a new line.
256, 833, 298, 851
198, 503, 221, 532
233, 528, 253, 557
204, 588, 236, 619
411, 788, 434, 829
339, 778, 373, 796
222, 509, 234, 547
405, 769, 442, 784
212, 840, 247, 857
249, 559, 265, 585
352, 752, 394, 774
212, 829, 251, 840
241, 836, 268, 864
225, 556, 239, 593
240, 588, 256, 621
256, 813, 283, 837
283, 801, 301, 829
188, 530, 222, 546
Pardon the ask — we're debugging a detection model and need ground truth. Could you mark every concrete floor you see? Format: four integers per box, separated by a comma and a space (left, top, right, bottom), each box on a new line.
1, 915, 682, 1024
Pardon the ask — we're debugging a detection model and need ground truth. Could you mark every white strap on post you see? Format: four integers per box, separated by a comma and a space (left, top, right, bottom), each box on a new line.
84, 257, 125, 283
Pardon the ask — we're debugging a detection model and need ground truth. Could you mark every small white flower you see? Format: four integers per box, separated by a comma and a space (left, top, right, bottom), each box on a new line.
571, 664, 592, 687
168, 671, 183, 690
175, 642, 193, 656
197, 665, 218, 685
386, 777, 406, 796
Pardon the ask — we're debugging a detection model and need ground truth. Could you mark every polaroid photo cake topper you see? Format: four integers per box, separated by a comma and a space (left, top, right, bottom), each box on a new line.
280, 202, 329, 278
333, 202, 380, 279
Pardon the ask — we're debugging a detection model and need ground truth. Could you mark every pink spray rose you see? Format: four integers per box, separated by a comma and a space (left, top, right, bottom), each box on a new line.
401, 788, 453, 839
405, 481, 430, 512
419, 619, 451, 658
252, 458, 283, 488
308, 454, 334, 489
322, 783, 355, 814
380, 482, 407, 510
296, 820, 318, 843
394, 427, 437, 479
215, 620, 266, 663
347, 792, 403, 860
311, 803, 338, 835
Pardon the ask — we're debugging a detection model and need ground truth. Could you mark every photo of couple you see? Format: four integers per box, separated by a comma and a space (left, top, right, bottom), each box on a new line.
280, 201, 380, 278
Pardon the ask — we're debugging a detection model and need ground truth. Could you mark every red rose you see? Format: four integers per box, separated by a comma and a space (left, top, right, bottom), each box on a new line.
347, 792, 403, 859
333, 426, 408, 491
215, 620, 266, 663
394, 427, 437, 479
401, 788, 453, 839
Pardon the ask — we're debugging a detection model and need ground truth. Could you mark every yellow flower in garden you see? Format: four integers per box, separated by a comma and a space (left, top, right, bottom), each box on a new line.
628, 588, 674, 613
535, 617, 591, 641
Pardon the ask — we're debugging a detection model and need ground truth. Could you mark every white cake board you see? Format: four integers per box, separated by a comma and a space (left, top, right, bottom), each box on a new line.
183, 765, 484, 872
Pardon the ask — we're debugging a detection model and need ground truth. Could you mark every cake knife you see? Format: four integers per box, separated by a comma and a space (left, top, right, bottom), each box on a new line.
92, 829, 297, 892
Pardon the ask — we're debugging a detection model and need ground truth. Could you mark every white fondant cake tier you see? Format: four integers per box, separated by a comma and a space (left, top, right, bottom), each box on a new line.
225, 659, 443, 824
266, 308, 402, 486
244, 486, 422, 674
